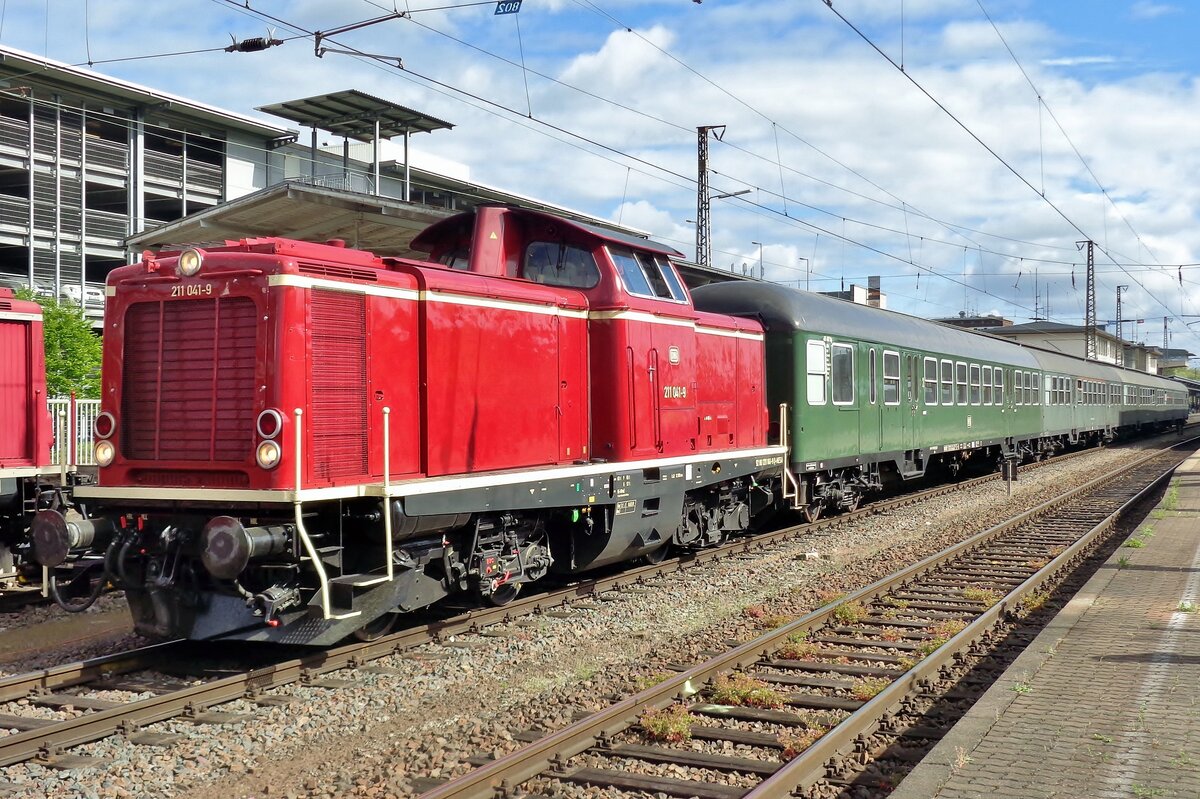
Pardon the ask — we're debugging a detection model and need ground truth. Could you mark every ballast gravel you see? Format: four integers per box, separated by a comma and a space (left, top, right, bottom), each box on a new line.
0, 445, 1155, 799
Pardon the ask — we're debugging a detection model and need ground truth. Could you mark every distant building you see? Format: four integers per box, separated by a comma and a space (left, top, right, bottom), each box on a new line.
819, 282, 887, 309
0, 46, 740, 326
981, 320, 1160, 374
1159, 347, 1194, 374
936, 312, 1012, 329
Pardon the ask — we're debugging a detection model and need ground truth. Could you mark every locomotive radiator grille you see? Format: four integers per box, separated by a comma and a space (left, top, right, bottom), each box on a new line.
310, 289, 368, 479
121, 297, 257, 461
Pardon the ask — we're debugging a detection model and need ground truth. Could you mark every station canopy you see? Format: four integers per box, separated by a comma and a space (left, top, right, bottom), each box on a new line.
257, 90, 453, 141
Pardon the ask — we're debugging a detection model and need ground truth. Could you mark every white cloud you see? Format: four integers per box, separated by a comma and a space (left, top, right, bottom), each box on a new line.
1130, 2, 1181, 20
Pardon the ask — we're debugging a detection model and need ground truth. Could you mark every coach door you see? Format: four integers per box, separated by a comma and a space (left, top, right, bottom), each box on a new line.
906, 354, 920, 450
861, 346, 881, 454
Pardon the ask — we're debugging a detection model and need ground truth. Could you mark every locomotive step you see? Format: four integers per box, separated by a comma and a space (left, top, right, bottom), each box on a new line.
328, 572, 391, 611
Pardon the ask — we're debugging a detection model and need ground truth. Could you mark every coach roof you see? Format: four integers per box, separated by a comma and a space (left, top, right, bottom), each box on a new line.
691, 281, 1040, 366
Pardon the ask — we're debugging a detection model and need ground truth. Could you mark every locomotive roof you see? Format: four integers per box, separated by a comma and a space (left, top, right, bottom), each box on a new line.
410, 205, 684, 259
691, 281, 1040, 366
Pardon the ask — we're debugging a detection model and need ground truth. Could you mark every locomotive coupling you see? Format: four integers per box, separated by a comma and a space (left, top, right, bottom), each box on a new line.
30, 510, 115, 567
200, 516, 290, 580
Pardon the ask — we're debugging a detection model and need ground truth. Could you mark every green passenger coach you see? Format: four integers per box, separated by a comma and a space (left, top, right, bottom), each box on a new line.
691, 281, 1187, 522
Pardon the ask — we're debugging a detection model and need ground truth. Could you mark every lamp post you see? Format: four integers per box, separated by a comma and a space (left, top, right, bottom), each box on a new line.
798, 256, 810, 291
751, 241, 764, 279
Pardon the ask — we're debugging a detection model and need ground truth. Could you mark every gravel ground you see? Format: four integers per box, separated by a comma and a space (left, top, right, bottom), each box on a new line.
0, 445, 1153, 798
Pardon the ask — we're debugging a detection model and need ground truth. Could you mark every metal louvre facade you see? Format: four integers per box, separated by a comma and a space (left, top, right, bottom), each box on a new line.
121, 298, 257, 461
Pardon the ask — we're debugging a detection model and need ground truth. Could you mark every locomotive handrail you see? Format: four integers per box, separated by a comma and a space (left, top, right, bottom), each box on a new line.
293, 408, 333, 619
778, 402, 804, 509
383, 406, 393, 582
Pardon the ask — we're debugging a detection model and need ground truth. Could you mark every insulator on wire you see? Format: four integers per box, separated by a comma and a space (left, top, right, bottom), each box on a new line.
226, 31, 283, 53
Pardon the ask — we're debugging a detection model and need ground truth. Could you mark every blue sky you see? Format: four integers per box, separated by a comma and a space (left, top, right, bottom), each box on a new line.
3, 0, 1200, 352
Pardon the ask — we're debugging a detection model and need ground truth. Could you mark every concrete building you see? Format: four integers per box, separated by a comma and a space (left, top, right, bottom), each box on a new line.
981, 320, 1160, 374
936, 312, 1012, 329
0, 46, 741, 326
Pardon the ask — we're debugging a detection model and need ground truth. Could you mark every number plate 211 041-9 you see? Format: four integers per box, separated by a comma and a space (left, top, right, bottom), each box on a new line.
171, 284, 213, 298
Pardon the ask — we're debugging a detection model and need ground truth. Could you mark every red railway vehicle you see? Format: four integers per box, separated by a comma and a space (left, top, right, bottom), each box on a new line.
40, 206, 786, 644
0, 287, 53, 588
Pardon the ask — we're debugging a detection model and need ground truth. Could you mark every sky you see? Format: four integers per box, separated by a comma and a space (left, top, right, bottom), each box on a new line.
3, 0, 1200, 354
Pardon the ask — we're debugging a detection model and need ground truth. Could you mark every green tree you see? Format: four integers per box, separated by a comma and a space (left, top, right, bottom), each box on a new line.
16, 289, 101, 398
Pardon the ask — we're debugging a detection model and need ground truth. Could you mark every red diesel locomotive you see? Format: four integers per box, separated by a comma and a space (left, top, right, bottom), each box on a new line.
0, 287, 54, 590
37, 206, 785, 644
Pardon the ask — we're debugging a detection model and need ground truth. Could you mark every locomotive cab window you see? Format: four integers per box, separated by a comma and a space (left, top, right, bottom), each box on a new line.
523, 242, 601, 289
608, 248, 684, 301
831, 344, 854, 405
940, 359, 953, 405
883, 351, 901, 405
807, 341, 827, 405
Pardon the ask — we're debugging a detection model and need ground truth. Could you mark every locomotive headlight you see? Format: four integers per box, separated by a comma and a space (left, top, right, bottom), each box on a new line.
94, 439, 115, 467
93, 411, 116, 440
178, 248, 204, 276
256, 439, 281, 470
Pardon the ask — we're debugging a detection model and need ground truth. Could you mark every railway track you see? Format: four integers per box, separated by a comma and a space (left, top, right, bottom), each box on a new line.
414, 439, 1194, 799
0, 434, 1184, 773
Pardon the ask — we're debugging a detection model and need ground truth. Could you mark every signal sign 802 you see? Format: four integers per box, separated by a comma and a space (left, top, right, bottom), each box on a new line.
494, 1, 522, 14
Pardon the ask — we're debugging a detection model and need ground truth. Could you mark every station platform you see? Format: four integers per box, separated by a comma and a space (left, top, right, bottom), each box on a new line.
892, 450, 1200, 799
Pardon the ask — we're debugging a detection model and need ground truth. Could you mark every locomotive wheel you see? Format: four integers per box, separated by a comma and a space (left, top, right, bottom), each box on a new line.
488, 582, 521, 606
352, 612, 398, 642
844, 493, 862, 513
640, 544, 670, 565
801, 502, 823, 523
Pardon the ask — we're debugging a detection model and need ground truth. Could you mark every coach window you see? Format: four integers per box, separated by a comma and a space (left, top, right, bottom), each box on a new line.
940, 359, 954, 405
981, 366, 992, 405
806, 341, 827, 405
955, 361, 968, 405
923, 357, 938, 405
869, 348, 877, 404
1033, 373, 1042, 405
1025, 374, 1034, 405
993, 368, 1004, 405
1014, 370, 1024, 405
883, 351, 901, 405
968, 364, 981, 405
523, 242, 601, 289
831, 344, 854, 405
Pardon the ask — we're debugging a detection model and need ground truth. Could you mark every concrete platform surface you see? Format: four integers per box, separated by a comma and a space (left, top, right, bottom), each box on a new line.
892, 450, 1200, 799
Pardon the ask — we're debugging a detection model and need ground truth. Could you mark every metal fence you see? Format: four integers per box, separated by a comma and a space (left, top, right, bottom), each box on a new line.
48, 396, 101, 468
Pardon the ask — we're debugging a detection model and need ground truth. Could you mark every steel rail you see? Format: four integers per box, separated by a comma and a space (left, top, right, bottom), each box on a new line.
0, 432, 1181, 768
417, 437, 1196, 799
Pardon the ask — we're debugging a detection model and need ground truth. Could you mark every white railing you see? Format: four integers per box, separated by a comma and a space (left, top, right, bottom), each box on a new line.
47, 396, 101, 468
